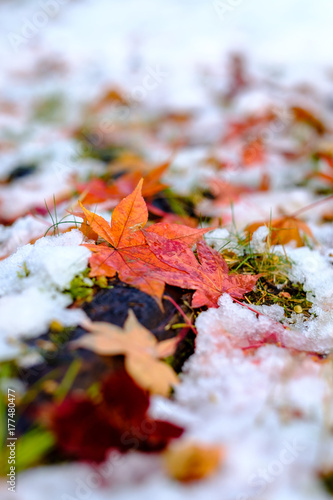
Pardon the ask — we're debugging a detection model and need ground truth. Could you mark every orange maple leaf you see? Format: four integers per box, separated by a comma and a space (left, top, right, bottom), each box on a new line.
79, 179, 209, 302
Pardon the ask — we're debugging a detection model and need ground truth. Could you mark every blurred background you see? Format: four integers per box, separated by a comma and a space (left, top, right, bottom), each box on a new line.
1, 0, 333, 249
1, 0, 333, 107
2, 3, 333, 499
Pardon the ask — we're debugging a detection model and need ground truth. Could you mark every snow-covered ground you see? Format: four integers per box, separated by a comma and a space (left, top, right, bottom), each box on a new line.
1, 1, 333, 499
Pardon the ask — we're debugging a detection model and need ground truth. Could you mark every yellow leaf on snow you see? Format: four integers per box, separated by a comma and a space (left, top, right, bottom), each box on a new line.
72, 310, 179, 396
163, 441, 224, 482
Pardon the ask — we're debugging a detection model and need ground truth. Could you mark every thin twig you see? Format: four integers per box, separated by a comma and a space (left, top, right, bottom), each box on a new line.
291, 194, 333, 218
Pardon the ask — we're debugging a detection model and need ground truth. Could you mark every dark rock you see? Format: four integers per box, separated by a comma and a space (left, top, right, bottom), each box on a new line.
82, 282, 180, 340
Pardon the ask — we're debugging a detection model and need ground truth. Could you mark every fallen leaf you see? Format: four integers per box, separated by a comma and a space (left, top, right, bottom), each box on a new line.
73, 310, 179, 396
204, 178, 249, 210
50, 369, 184, 462
246, 216, 313, 247
291, 106, 326, 135
242, 138, 265, 166
77, 160, 170, 205
163, 441, 223, 482
79, 180, 209, 302
144, 235, 259, 307
223, 111, 275, 142
90, 87, 128, 113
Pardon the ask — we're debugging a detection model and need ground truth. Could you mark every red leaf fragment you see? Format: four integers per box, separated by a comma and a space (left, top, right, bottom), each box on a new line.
51, 370, 184, 463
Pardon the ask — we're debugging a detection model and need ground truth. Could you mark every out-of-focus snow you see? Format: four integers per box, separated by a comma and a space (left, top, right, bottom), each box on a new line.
1, 1, 333, 499
4, 305, 333, 500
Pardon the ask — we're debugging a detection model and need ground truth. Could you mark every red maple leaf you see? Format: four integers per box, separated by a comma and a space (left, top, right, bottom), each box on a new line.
143, 234, 259, 308
51, 370, 184, 463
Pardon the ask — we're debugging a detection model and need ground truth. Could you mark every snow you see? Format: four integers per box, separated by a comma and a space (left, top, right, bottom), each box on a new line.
1, 0, 333, 498
0, 230, 90, 359
0, 215, 51, 259
205, 228, 242, 253
250, 225, 269, 253
4, 326, 332, 500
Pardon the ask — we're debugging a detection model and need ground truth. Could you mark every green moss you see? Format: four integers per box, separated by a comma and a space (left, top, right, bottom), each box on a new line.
49, 324, 74, 347
65, 268, 111, 304
224, 249, 313, 319
245, 280, 313, 318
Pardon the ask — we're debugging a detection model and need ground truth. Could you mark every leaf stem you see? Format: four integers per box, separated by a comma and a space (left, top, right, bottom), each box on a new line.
163, 295, 197, 335
232, 297, 288, 329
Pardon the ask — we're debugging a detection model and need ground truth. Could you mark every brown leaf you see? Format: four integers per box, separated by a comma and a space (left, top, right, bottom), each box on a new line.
90, 87, 128, 113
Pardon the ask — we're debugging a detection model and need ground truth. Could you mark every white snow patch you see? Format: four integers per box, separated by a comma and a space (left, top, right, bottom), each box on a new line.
0, 230, 90, 359
251, 225, 269, 253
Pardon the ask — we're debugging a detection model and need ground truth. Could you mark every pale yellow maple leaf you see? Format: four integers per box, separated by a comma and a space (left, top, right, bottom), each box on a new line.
72, 310, 179, 396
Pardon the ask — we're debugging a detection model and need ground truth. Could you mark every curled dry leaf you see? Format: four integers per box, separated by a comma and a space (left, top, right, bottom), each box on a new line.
246, 216, 313, 247
163, 441, 224, 482
291, 106, 326, 135
72, 310, 179, 396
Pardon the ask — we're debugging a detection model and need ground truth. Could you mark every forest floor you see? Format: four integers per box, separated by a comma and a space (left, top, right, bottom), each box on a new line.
1, 1, 333, 499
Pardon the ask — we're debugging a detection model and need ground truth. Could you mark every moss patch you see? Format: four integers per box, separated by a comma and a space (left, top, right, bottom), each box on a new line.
223, 249, 313, 319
